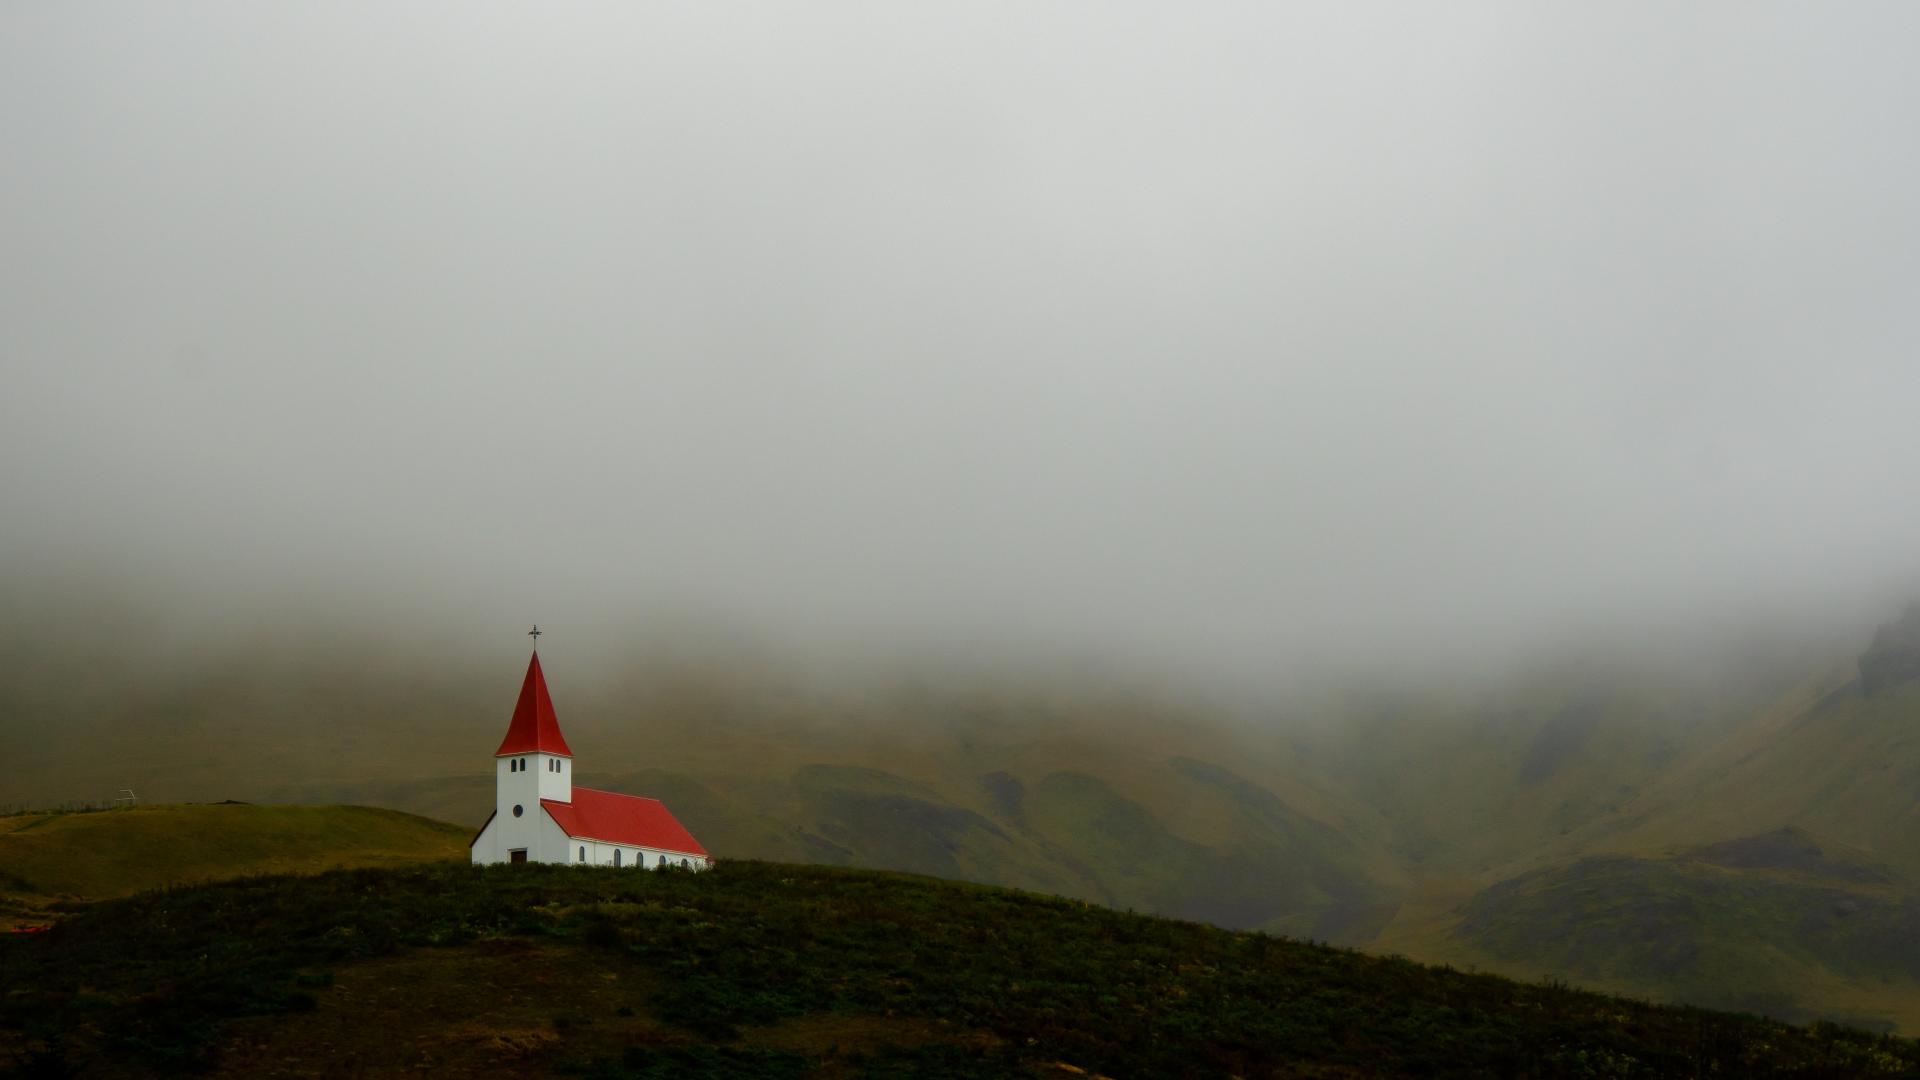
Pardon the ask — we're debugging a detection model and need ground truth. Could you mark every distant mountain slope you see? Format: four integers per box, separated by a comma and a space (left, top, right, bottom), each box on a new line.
1586, 680, 1920, 879
5, 858, 1916, 1078
1362, 647, 1920, 1033
1296, 662, 1811, 881
1442, 833, 1920, 1030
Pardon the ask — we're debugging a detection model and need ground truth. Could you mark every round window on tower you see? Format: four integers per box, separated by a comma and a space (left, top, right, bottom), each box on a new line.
512, 804, 523, 817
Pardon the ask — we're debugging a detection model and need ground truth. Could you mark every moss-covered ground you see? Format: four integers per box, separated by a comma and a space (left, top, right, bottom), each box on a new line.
4, 860, 1918, 1078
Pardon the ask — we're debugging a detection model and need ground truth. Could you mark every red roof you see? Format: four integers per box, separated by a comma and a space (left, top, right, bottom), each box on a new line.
542, 788, 708, 857
494, 652, 573, 757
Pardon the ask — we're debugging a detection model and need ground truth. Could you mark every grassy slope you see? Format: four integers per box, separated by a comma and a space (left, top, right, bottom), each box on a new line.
0, 804, 466, 923
1441, 843, 1920, 1031
6, 860, 1919, 1079
1344, 666, 1920, 1033
1302, 669, 1794, 882
1587, 680, 1920, 874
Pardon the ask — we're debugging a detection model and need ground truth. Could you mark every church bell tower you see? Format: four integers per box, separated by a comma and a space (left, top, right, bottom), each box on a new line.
487, 630, 573, 862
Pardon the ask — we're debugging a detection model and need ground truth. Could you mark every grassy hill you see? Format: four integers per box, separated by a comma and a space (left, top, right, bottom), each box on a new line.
0, 803, 467, 926
6, 859, 1919, 1078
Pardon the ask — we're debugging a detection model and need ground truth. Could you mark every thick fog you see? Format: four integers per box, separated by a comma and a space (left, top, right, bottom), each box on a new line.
4, 4, 1919, 685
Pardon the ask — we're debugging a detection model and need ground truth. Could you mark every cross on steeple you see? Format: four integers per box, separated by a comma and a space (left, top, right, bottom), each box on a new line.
528, 624, 541, 650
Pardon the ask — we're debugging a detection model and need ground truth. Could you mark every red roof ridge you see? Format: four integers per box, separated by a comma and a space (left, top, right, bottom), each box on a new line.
567, 786, 664, 806
494, 651, 573, 757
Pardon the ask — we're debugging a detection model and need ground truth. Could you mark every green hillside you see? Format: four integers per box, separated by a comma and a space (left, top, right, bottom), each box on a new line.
6, 860, 1918, 1078
0, 803, 466, 925
1336, 632, 1920, 1032
1445, 835, 1920, 1030
1579, 680, 1920, 876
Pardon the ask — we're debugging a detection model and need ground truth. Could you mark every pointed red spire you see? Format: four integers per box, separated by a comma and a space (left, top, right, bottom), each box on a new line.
494, 652, 573, 757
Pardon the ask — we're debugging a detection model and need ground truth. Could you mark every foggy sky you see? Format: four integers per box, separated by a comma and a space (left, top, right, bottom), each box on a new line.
4, 4, 1919, 684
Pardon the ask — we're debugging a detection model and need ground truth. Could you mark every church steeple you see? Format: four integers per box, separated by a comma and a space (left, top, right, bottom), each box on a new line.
494, 651, 573, 757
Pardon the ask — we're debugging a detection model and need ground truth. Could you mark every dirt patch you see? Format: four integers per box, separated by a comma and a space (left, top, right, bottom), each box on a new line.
739, 1011, 997, 1056
211, 940, 998, 1077
212, 940, 668, 1078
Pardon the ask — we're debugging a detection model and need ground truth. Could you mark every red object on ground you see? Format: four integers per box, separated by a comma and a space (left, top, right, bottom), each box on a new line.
542, 788, 708, 857
493, 651, 573, 758
6, 925, 51, 934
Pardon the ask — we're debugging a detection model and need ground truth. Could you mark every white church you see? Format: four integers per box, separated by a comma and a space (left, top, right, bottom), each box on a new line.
471, 645, 711, 870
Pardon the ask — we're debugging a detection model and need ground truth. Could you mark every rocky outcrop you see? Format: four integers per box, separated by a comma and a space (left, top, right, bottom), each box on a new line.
1859, 603, 1920, 696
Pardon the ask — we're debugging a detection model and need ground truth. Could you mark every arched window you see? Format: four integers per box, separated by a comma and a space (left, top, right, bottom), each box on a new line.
657, 854, 666, 868
613, 849, 622, 867
578, 846, 585, 862
681, 858, 691, 869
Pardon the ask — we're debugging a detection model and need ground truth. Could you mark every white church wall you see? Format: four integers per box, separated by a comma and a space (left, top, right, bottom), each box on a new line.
568, 836, 711, 870
470, 815, 496, 865
477, 818, 713, 869
537, 811, 569, 863
535, 753, 572, 803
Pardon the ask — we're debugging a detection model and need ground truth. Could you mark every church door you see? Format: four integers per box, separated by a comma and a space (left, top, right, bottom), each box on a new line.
509, 849, 528, 864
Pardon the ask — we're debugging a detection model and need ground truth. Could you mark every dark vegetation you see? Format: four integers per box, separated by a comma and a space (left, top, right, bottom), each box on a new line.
5, 861, 1919, 1078
1691, 828, 1893, 885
